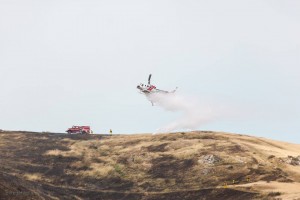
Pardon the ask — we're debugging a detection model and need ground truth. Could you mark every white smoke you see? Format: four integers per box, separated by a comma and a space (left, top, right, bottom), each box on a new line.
147, 92, 220, 133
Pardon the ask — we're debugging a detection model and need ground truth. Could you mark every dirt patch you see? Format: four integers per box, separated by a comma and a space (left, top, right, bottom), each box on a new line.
228, 144, 247, 153
146, 143, 169, 152
0, 172, 44, 200
147, 188, 259, 200
123, 139, 142, 146
82, 176, 135, 190
281, 155, 300, 166
149, 155, 195, 179
261, 168, 293, 183
248, 167, 292, 183
198, 154, 222, 165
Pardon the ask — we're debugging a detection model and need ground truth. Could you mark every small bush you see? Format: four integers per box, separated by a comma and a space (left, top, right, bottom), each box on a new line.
100, 151, 109, 156
89, 144, 98, 149
268, 155, 275, 159
227, 165, 233, 170
114, 164, 125, 177
268, 192, 281, 197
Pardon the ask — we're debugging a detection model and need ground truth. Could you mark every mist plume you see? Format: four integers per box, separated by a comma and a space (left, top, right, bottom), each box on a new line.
147, 92, 219, 133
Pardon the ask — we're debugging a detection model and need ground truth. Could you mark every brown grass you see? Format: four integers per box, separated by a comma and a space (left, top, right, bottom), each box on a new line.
23, 173, 43, 181
1, 131, 300, 199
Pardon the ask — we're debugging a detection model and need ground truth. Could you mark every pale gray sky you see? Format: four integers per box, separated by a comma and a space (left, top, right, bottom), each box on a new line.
0, 0, 299, 142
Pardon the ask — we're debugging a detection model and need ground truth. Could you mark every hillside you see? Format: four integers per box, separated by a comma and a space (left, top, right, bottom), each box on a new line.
0, 131, 300, 200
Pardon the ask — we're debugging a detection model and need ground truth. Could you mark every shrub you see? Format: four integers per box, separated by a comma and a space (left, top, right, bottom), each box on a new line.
114, 164, 125, 177
268, 155, 275, 159
268, 192, 281, 196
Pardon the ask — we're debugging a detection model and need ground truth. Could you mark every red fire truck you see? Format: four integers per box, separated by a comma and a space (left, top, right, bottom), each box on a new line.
66, 126, 92, 134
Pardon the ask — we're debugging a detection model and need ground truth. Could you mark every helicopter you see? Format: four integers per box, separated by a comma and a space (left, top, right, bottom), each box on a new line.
137, 74, 177, 105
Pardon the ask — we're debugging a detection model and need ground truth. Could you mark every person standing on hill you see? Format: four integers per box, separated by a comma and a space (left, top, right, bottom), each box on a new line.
110, 129, 112, 136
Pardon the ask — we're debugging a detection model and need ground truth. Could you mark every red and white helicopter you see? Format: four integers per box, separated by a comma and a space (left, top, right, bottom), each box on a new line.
137, 74, 177, 105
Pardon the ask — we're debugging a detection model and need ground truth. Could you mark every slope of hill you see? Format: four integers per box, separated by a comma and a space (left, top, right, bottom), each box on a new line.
0, 131, 300, 200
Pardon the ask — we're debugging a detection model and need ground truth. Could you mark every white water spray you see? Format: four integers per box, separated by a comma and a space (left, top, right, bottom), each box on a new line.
147, 92, 220, 133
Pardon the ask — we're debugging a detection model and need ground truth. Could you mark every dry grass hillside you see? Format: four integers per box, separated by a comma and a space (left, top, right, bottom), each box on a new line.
1, 131, 300, 200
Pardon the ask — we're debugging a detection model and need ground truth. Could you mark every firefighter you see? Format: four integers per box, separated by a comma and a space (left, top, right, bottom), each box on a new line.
110, 129, 112, 136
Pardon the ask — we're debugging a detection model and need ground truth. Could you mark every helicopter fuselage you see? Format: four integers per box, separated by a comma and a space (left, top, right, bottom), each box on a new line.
137, 74, 177, 105
137, 84, 158, 94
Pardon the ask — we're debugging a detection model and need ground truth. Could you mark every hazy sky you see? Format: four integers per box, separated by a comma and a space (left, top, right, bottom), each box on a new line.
1, 0, 299, 142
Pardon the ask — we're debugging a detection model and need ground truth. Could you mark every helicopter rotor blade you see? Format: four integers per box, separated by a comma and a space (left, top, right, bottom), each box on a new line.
148, 74, 152, 85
